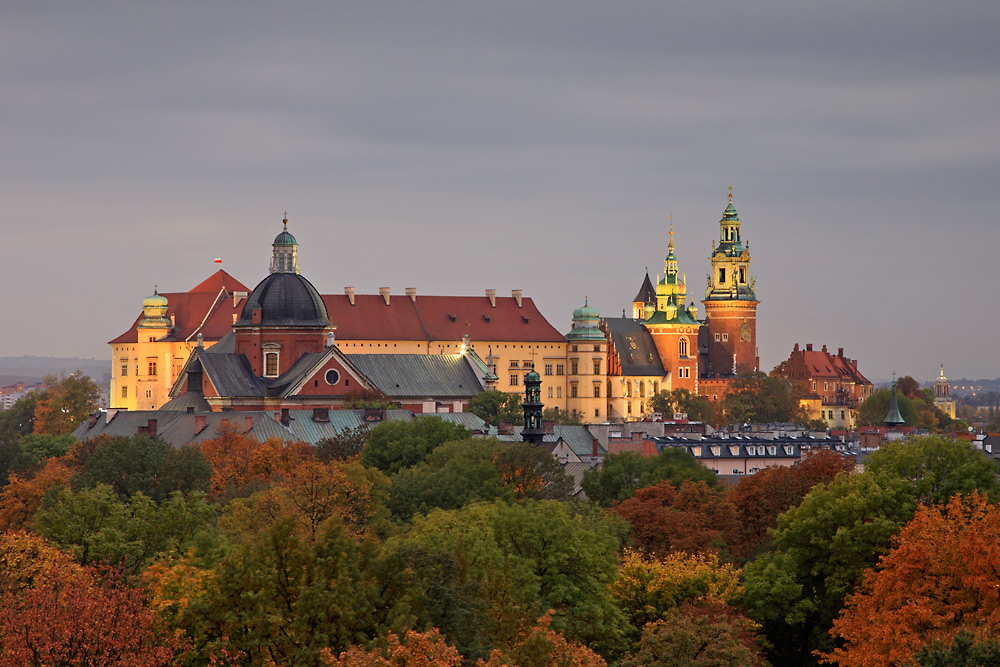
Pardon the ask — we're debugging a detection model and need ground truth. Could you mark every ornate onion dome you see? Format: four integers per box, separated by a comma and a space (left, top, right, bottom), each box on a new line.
138, 286, 172, 329
567, 297, 605, 341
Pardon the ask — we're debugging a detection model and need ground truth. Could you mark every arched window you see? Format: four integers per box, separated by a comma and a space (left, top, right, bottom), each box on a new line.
679, 337, 689, 358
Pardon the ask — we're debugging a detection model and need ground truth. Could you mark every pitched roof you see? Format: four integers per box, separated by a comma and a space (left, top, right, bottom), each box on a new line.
109, 270, 251, 345
632, 272, 656, 304
344, 353, 487, 399
324, 294, 565, 343
602, 318, 668, 377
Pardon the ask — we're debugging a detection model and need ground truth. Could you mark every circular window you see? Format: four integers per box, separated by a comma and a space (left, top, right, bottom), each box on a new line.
325, 369, 340, 386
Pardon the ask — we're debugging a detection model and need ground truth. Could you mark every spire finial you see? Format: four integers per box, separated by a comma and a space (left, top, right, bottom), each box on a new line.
154, 284, 158, 295
728, 186, 733, 203
668, 214, 674, 247
584, 295, 589, 306
282, 211, 288, 230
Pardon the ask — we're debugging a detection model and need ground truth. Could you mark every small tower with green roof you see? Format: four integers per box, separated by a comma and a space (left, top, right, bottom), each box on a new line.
885, 376, 906, 427
522, 364, 545, 446
270, 215, 301, 274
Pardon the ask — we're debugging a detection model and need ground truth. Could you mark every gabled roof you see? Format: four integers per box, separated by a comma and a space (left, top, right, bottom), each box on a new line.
109, 270, 251, 345
324, 294, 565, 343
602, 318, 668, 377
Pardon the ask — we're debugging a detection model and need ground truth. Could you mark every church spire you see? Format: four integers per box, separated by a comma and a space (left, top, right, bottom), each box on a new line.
885, 375, 905, 426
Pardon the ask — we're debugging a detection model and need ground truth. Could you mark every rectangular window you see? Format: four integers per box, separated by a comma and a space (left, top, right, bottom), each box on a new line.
722, 333, 729, 342
145, 390, 151, 398
571, 361, 579, 375
719, 268, 726, 283
510, 374, 519, 386
148, 361, 157, 376
714, 333, 720, 342
593, 361, 601, 375
121, 386, 127, 398
594, 345, 600, 352
593, 383, 601, 398
824, 382, 828, 391
544, 364, 553, 375
547, 387, 553, 398
264, 352, 279, 377
639, 382, 645, 398
572, 345, 579, 352
510, 360, 519, 368
570, 384, 578, 398
556, 364, 564, 376
556, 387, 562, 398
523, 360, 532, 368
120, 361, 128, 377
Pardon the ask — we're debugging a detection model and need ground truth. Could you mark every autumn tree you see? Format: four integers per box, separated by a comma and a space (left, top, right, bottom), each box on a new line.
612, 480, 736, 556
621, 602, 766, 667
478, 612, 607, 667
200, 422, 313, 500
75, 434, 212, 501
581, 449, 718, 507
361, 417, 468, 475
726, 449, 855, 560
824, 493, 1000, 667
0, 457, 75, 531
326, 628, 463, 667
32, 373, 100, 436
493, 441, 574, 501
611, 549, 742, 644
0, 566, 185, 666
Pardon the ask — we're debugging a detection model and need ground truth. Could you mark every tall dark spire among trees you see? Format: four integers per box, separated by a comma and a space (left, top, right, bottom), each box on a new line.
521, 363, 545, 446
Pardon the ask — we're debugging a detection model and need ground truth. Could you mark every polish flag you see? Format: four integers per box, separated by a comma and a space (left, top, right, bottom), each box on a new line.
214, 258, 223, 264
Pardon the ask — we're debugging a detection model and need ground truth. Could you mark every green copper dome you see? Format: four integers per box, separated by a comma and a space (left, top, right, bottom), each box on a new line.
524, 367, 541, 383
722, 201, 739, 222
273, 218, 297, 246
572, 297, 600, 321
138, 286, 172, 329
142, 286, 168, 309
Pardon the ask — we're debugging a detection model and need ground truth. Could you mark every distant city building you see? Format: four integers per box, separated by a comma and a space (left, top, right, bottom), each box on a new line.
772, 343, 874, 428
934, 364, 957, 419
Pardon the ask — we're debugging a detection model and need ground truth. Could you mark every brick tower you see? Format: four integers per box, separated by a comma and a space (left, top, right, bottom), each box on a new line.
702, 190, 759, 376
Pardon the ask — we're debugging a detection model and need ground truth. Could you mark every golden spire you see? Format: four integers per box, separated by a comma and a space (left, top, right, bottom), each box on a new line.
728, 186, 733, 203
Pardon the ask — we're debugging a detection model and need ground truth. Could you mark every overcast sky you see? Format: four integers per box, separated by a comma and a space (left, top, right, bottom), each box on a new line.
2, 1, 998, 382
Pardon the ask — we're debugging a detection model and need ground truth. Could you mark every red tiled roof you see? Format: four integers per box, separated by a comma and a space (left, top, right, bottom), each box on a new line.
109, 270, 251, 345
325, 294, 565, 343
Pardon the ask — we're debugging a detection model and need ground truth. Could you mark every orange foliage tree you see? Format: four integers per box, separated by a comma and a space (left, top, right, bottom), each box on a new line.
0, 565, 185, 666
0, 458, 75, 531
325, 628, 463, 667
0, 531, 81, 594
824, 492, 1000, 667
726, 449, 855, 560
478, 612, 606, 667
612, 480, 736, 556
199, 421, 313, 499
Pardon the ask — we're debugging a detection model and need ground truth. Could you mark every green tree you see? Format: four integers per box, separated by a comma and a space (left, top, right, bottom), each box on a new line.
35, 484, 217, 575
32, 374, 100, 436
581, 449, 718, 507
857, 385, 951, 431
468, 391, 525, 425
650, 389, 720, 425
0, 393, 40, 484
360, 417, 468, 475
75, 435, 212, 501
316, 424, 370, 461
9, 433, 75, 475
389, 500, 630, 659
864, 435, 1000, 505
721, 373, 803, 425
183, 517, 413, 665
916, 629, 1000, 667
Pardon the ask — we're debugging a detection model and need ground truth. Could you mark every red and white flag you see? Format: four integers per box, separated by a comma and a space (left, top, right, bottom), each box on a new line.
214, 258, 223, 264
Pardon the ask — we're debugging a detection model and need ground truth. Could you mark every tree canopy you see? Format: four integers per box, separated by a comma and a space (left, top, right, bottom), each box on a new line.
581, 449, 718, 507
360, 417, 468, 475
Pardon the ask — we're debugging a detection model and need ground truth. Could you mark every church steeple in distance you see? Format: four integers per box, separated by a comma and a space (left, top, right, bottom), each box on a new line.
521, 363, 545, 446
270, 214, 301, 274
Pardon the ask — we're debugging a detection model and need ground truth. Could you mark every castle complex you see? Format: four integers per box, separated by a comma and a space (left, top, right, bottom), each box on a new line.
110, 193, 762, 422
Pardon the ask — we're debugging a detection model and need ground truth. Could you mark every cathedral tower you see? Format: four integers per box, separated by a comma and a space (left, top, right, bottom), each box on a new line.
702, 190, 759, 376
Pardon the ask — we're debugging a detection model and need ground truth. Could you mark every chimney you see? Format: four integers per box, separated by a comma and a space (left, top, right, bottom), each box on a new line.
87, 413, 97, 428
822, 345, 828, 353
194, 415, 207, 435
313, 407, 330, 422
281, 408, 290, 426
326, 331, 336, 348
543, 420, 554, 434
345, 286, 356, 306
486, 288, 496, 308
380, 287, 390, 306
512, 289, 523, 308
186, 406, 194, 414
244, 416, 253, 433
147, 419, 157, 438
838, 347, 844, 357
498, 421, 514, 435
793, 343, 799, 351
592, 438, 600, 457
806, 344, 813, 351
406, 287, 416, 302
197, 332, 204, 347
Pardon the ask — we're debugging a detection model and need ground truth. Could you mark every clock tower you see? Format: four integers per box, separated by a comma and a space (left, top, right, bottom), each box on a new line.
702, 190, 759, 376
